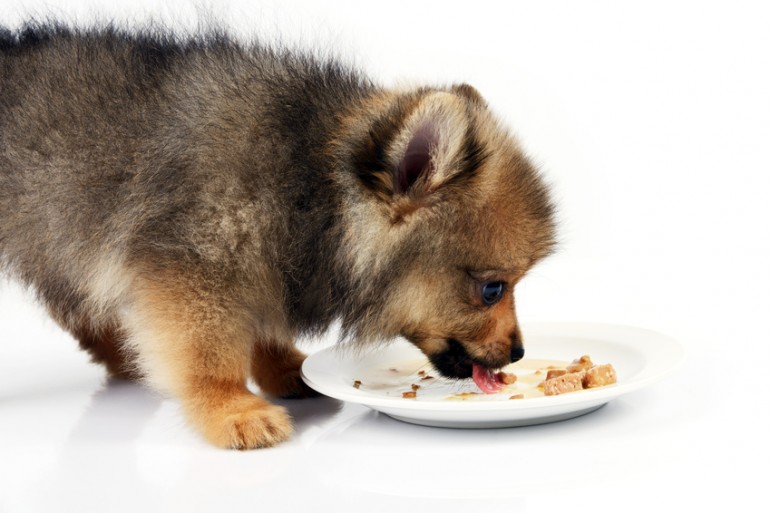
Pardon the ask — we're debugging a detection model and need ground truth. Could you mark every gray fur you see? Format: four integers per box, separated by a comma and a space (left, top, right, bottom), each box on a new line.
1, 25, 372, 335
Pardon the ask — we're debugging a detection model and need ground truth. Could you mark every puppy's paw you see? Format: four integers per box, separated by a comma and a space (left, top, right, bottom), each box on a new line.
198, 396, 294, 450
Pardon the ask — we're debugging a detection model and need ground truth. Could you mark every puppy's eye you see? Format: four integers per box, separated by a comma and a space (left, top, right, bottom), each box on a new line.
481, 281, 505, 306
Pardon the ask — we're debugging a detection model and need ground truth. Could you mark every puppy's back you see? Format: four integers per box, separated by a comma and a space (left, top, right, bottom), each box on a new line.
0, 24, 369, 328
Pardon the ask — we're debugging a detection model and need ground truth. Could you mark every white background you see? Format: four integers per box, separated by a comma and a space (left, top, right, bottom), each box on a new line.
1, 0, 768, 511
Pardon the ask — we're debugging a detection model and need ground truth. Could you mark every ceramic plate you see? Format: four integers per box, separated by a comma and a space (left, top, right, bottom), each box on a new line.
301, 322, 684, 428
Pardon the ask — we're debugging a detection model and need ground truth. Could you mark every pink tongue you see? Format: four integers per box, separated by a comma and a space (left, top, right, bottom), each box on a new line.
472, 364, 504, 394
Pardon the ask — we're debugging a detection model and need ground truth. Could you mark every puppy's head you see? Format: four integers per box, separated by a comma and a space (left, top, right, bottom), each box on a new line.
333, 84, 556, 383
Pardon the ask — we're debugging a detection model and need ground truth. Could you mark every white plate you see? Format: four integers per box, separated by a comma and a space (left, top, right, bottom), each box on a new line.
301, 322, 684, 428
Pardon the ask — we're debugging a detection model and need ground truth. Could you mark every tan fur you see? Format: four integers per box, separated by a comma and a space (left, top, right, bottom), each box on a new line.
120, 273, 291, 448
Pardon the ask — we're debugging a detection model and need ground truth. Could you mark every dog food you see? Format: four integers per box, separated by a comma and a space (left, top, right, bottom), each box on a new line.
566, 355, 594, 373
583, 364, 617, 388
545, 369, 567, 380
543, 371, 585, 395
448, 392, 481, 400
543, 356, 617, 396
497, 372, 518, 385
357, 354, 615, 401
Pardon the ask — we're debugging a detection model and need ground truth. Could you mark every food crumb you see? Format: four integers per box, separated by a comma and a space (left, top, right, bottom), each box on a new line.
411, 383, 420, 391
353, 380, 362, 389
448, 392, 480, 400
497, 372, 517, 385
389, 368, 398, 372
417, 370, 426, 376
509, 394, 524, 400
402, 391, 417, 399
420, 375, 434, 381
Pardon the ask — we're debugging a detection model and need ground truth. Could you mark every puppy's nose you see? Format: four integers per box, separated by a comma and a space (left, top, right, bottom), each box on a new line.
510, 345, 525, 362
509, 330, 524, 362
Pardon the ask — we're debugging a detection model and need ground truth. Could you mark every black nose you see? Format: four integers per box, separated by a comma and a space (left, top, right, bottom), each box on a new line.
509, 329, 524, 362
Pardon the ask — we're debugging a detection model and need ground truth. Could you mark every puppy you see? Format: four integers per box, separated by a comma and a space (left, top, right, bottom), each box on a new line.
0, 24, 556, 448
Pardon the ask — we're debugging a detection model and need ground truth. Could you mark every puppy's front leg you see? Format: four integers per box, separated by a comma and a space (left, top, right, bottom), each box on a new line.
126, 275, 293, 449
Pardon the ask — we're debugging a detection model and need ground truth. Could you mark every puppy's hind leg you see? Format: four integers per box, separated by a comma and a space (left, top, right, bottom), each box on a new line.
124, 274, 293, 449
39, 284, 139, 380
74, 323, 140, 380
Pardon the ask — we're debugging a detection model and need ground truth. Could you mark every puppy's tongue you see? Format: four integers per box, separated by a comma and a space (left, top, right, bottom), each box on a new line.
472, 364, 504, 394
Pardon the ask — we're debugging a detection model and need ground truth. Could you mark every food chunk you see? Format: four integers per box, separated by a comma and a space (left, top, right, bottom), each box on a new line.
543, 355, 617, 396
402, 391, 417, 399
496, 371, 518, 385
543, 371, 585, 396
567, 355, 594, 373
545, 369, 567, 380
583, 364, 617, 388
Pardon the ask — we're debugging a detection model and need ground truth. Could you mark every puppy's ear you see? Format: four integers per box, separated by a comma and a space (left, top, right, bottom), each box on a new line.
353, 92, 487, 201
394, 120, 438, 195
451, 83, 488, 107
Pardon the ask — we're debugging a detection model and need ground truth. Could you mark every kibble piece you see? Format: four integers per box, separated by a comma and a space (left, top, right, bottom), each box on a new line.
402, 391, 417, 399
353, 380, 362, 389
567, 355, 594, 373
583, 364, 617, 388
543, 371, 585, 396
546, 369, 567, 380
497, 372, 518, 385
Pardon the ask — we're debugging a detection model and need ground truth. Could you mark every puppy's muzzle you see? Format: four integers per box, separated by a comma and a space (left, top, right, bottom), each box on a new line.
428, 331, 524, 380
509, 330, 524, 363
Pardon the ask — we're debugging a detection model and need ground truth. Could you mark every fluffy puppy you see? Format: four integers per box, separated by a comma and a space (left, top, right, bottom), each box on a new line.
0, 24, 556, 448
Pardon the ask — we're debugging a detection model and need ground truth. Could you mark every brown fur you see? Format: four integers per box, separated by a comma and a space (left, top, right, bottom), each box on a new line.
251, 342, 317, 399
73, 323, 138, 380
0, 24, 556, 449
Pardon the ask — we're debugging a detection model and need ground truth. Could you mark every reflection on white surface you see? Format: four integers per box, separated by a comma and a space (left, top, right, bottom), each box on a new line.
0, 300, 766, 513
0, 364, 689, 508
